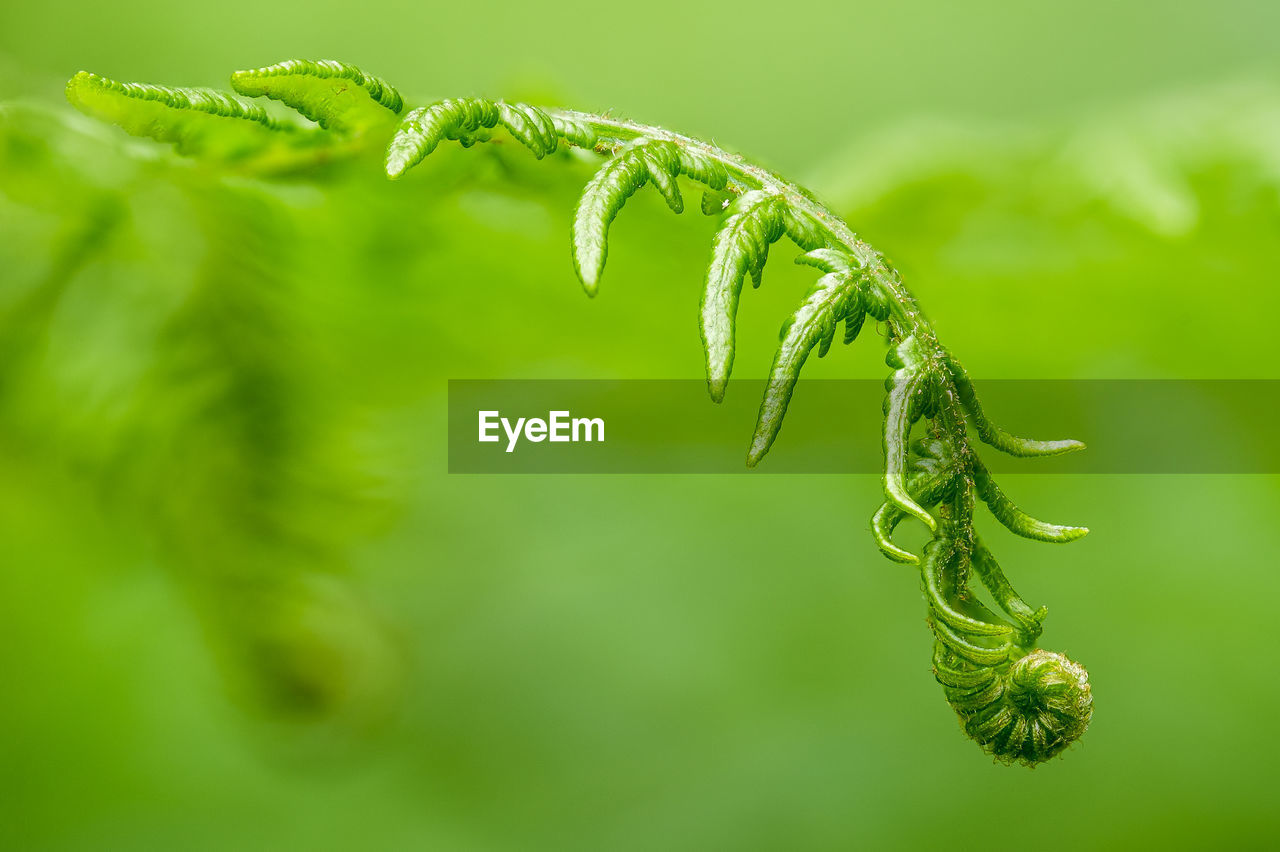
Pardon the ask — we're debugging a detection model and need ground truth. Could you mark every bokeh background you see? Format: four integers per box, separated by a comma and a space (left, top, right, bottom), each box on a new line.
2, 1, 1279, 849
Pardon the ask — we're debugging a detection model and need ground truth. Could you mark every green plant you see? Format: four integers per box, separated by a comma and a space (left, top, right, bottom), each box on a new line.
65, 59, 1093, 766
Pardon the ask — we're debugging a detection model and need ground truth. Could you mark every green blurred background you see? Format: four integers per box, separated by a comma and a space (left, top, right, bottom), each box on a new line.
2, 1, 1279, 849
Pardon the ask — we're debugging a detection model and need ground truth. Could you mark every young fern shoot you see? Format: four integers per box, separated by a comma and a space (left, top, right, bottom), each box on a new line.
66, 59, 1094, 766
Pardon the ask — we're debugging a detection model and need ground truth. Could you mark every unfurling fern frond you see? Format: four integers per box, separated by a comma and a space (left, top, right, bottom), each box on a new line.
69, 59, 1095, 766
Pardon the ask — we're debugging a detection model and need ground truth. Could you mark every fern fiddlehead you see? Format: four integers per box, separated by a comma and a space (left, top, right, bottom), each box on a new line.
66, 60, 1094, 765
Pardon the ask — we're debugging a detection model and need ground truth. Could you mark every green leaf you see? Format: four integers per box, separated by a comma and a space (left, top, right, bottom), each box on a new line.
747, 250, 865, 466
386, 98, 561, 178
969, 537, 1047, 646
497, 102, 560, 158
674, 147, 730, 191
386, 98, 498, 177
796, 248, 870, 345
640, 145, 684, 213
946, 355, 1086, 457
230, 59, 403, 136
570, 140, 684, 294
921, 539, 1014, 637
972, 459, 1089, 542
549, 113, 598, 148
700, 191, 830, 401
699, 191, 786, 400
66, 71, 327, 171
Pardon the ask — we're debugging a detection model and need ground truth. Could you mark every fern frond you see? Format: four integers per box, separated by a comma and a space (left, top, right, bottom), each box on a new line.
700, 191, 826, 400
230, 59, 403, 135
66, 63, 404, 174
972, 459, 1089, 543
547, 113, 598, 148
921, 540, 1014, 638
66, 71, 321, 166
68, 60, 1095, 765
970, 537, 1047, 646
747, 249, 865, 465
385, 97, 561, 178
137, 184, 398, 726
571, 139, 687, 294
945, 355, 1085, 457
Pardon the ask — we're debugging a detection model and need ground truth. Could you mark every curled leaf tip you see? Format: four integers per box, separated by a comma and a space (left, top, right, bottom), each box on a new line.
944, 649, 1094, 767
